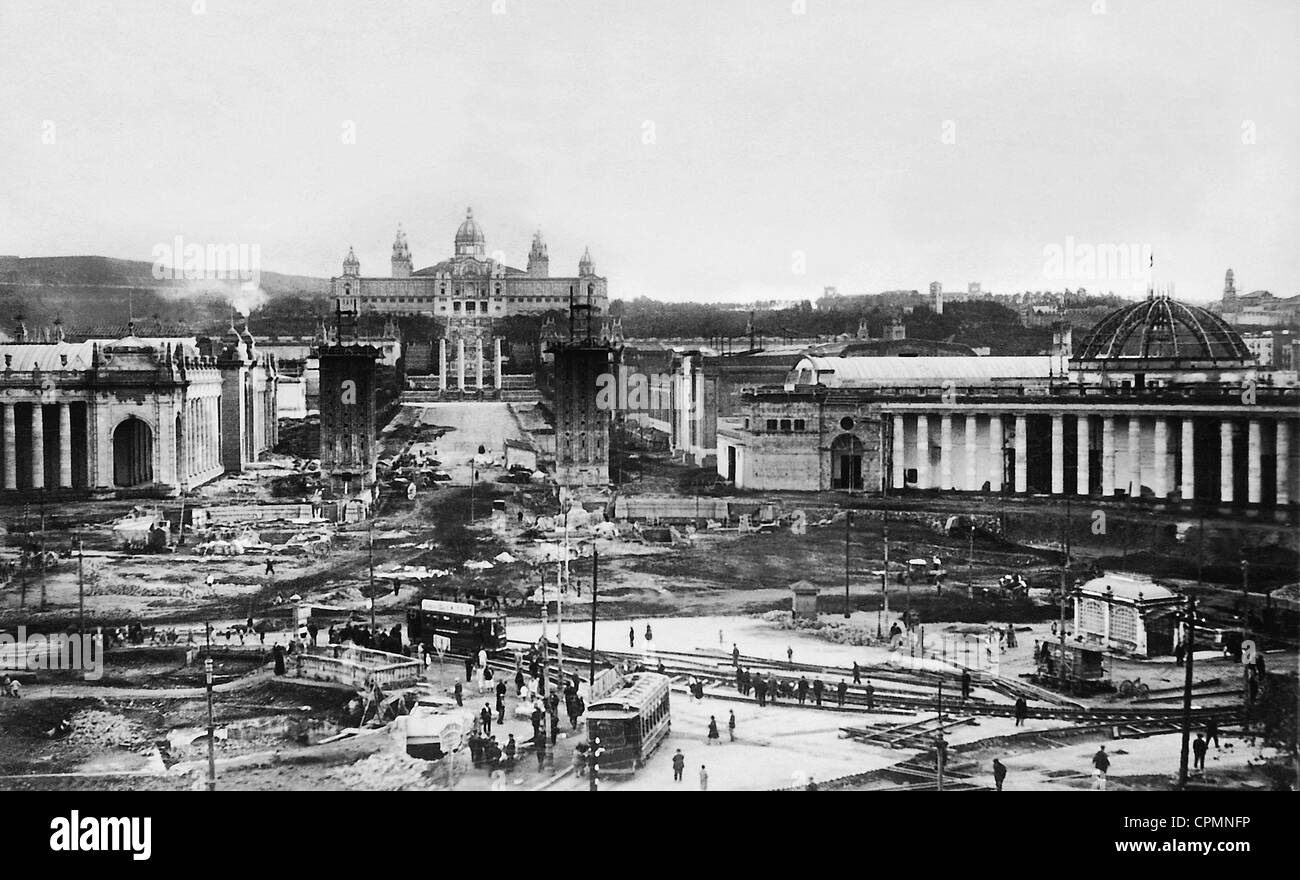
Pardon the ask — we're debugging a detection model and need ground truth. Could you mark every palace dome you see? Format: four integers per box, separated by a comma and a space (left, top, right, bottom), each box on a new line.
1072, 295, 1253, 367
454, 207, 485, 256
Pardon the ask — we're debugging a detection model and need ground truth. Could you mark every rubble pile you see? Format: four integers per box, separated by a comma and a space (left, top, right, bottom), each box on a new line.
329, 749, 438, 790
67, 709, 148, 749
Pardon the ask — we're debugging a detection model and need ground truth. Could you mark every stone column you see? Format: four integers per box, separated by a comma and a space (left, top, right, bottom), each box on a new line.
939, 414, 953, 490
1050, 414, 1064, 495
1152, 417, 1167, 499
1247, 419, 1262, 505
494, 338, 504, 390
439, 339, 448, 392
1219, 420, 1234, 503
476, 336, 485, 390
58, 402, 72, 488
1101, 416, 1116, 497
31, 404, 45, 489
964, 414, 977, 491
1277, 420, 1291, 507
457, 338, 466, 390
988, 414, 1003, 492
915, 414, 929, 488
1013, 414, 1027, 494
1076, 415, 1090, 496
891, 414, 905, 490
1126, 416, 1142, 498
1180, 417, 1195, 501
2, 404, 15, 490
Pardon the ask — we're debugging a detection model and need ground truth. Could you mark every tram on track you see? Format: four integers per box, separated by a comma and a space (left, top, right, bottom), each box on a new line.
585, 672, 672, 774
406, 598, 507, 656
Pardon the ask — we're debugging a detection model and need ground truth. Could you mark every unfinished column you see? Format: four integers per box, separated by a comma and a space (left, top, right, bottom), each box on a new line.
1277, 420, 1291, 507
891, 414, 905, 490
1180, 417, 1195, 500
1013, 414, 1027, 494
1126, 416, 1142, 498
476, 335, 485, 390
457, 338, 466, 390
1247, 419, 1261, 505
58, 402, 72, 488
1101, 416, 1116, 496
439, 338, 448, 392
2, 404, 15, 489
1076, 415, 1090, 495
939, 414, 953, 490
915, 414, 929, 488
964, 414, 977, 491
988, 414, 1003, 492
1152, 417, 1167, 499
494, 338, 503, 390
1050, 414, 1064, 495
31, 403, 45, 489
1219, 420, 1234, 503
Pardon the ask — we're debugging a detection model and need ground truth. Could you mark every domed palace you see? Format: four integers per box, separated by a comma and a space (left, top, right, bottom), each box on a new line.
330, 207, 607, 321
719, 291, 1296, 512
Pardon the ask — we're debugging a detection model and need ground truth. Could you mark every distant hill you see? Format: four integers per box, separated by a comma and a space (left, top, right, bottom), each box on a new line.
0, 255, 331, 336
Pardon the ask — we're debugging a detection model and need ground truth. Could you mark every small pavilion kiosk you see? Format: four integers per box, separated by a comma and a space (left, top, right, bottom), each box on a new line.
1073, 573, 1182, 658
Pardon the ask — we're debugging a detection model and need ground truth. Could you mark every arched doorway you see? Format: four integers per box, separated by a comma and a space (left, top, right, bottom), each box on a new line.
831, 433, 865, 490
113, 418, 154, 487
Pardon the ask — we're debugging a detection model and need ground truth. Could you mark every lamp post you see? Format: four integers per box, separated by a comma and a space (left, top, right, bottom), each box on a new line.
1241, 559, 1250, 725
879, 513, 890, 639
1177, 596, 1197, 790
844, 510, 852, 619
368, 519, 376, 636
205, 621, 217, 792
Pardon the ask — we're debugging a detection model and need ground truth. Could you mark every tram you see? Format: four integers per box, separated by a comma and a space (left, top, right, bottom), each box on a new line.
406, 598, 507, 656
585, 672, 672, 774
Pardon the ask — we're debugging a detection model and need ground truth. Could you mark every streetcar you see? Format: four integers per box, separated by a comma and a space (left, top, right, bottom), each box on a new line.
586, 672, 672, 774
406, 598, 507, 656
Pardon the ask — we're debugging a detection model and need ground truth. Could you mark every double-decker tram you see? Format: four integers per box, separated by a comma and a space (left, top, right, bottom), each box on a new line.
586, 672, 671, 773
406, 598, 507, 655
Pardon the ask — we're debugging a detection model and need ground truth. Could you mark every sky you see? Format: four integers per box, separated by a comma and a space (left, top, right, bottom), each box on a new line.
1, 0, 1297, 304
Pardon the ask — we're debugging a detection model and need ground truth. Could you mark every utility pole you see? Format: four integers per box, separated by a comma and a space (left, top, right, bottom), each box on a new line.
1241, 560, 1250, 730
879, 512, 890, 639
39, 512, 47, 612
205, 621, 217, 792
589, 548, 599, 793
1177, 596, 1196, 790
936, 679, 945, 792
967, 524, 975, 598
844, 510, 852, 619
1058, 504, 1070, 692
368, 519, 376, 636
77, 533, 85, 635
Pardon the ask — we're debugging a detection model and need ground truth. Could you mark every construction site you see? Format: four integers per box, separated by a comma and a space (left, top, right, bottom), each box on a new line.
1, 394, 1295, 793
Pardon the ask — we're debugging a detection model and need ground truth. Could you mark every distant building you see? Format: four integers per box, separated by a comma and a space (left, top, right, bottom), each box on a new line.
930, 281, 944, 315
317, 299, 381, 496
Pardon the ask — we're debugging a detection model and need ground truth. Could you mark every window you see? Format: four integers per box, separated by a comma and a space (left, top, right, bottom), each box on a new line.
780, 419, 792, 432
453, 302, 461, 311
467, 302, 476, 312
765, 419, 778, 431
794, 419, 806, 431
840, 416, 855, 431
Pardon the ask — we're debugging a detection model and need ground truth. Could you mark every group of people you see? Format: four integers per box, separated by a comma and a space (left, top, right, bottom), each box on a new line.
705, 711, 736, 744
734, 667, 786, 706
671, 749, 710, 790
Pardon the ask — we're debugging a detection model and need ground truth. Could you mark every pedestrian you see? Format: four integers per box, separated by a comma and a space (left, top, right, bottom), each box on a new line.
1192, 734, 1208, 771
272, 643, 286, 676
797, 675, 809, 705
719, 629, 725, 647
993, 758, 1007, 791
481, 704, 492, 736
264, 558, 274, 576
699, 765, 709, 791
515, 668, 525, 696
1005, 623, 1017, 648
728, 710, 736, 742
465, 657, 475, 683
1092, 745, 1110, 790
535, 733, 547, 771
645, 623, 653, 642
1175, 641, 1186, 666
853, 662, 861, 685
787, 646, 793, 663
1014, 696, 1028, 726
672, 749, 685, 782
865, 681, 875, 711
629, 626, 635, 648
767, 675, 779, 705
505, 734, 516, 767
755, 676, 767, 708
732, 643, 740, 667
812, 677, 824, 707
496, 694, 506, 725
961, 669, 972, 701
836, 679, 848, 708
454, 679, 463, 707
707, 715, 719, 745
1206, 718, 1220, 749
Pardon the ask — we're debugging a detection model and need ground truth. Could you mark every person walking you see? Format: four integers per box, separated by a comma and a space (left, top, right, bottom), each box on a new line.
732, 643, 740, 667
629, 626, 635, 649
1206, 718, 1220, 749
787, 646, 793, 663
865, 681, 875, 711
836, 679, 848, 708
754, 676, 767, 708
797, 676, 809, 705
480, 704, 493, 736
728, 710, 736, 742
645, 623, 653, 642
993, 758, 1007, 791
515, 668, 526, 696
1192, 734, 1208, 772
1174, 641, 1186, 666
707, 716, 719, 745
852, 662, 861, 685
767, 674, 779, 705
672, 749, 685, 782
812, 677, 824, 707
1014, 696, 1028, 726
272, 643, 286, 676
496, 692, 506, 725
504, 734, 517, 768
1092, 745, 1110, 790
960, 669, 972, 701
454, 679, 463, 707
699, 765, 709, 791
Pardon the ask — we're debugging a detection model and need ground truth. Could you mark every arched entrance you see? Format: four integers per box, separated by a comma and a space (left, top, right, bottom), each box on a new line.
831, 433, 865, 490
113, 418, 154, 487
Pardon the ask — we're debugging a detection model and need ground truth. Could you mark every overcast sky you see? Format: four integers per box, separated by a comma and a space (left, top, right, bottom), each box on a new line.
1, 0, 1296, 303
